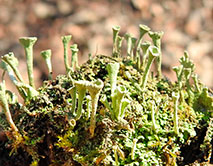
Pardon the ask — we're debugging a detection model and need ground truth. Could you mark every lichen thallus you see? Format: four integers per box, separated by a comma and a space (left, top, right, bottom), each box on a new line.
0, 25, 210, 165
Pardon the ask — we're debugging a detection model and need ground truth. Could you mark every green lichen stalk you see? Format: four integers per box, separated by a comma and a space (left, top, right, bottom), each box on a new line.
106, 62, 120, 95
114, 85, 126, 120
136, 24, 150, 69
40, 49, 52, 80
0, 61, 27, 99
172, 92, 180, 135
0, 81, 18, 132
87, 79, 104, 137
19, 37, 37, 88
73, 80, 87, 120
124, 33, 132, 58
148, 31, 164, 78
70, 44, 79, 70
141, 46, 160, 90
68, 86, 77, 116
112, 26, 121, 57
141, 41, 151, 69
2, 52, 24, 83
62, 35, 72, 73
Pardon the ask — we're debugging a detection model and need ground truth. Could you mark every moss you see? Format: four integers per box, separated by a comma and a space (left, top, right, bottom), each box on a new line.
0, 25, 212, 166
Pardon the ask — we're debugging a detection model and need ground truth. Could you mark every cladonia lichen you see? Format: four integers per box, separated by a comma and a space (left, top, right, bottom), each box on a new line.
0, 25, 212, 166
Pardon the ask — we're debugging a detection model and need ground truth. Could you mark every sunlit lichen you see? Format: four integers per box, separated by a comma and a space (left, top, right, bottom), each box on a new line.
0, 25, 212, 166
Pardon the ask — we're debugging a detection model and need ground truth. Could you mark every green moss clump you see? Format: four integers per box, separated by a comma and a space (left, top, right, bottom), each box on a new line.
0, 25, 212, 166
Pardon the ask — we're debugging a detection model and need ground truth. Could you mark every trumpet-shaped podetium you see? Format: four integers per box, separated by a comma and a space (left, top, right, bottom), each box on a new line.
172, 92, 180, 135
40, 49, 52, 80
73, 80, 87, 120
124, 33, 133, 58
0, 60, 38, 101
0, 61, 27, 99
86, 79, 104, 137
16, 82, 39, 100
136, 24, 150, 69
148, 31, 164, 78
19, 37, 37, 88
112, 26, 121, 57
2, 52, 24, 83
114, 85, 126, 120
106, 62, 120, 95
120, 98, 130, 120
0, 81, 19, 132
130, 37, 137, 61
106, 62, 120, 118
67, 86, 77, 118
141, 46, 160, 91
116, 36, 124, 57
136, 24, 151, 51
100, 94, 112, 115
106, 66, 130, 121
62, 35, 72, 73
70, 44, 79, 70
141, 41, 151, 69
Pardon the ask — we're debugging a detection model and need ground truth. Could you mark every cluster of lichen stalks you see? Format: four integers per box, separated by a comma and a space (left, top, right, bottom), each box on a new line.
0, 25, 212, 165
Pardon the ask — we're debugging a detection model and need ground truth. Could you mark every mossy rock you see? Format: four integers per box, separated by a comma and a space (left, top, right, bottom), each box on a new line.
0, 25, 212, 166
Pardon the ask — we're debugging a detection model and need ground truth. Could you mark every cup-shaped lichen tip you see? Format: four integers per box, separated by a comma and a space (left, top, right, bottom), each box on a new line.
139, 24, 151, 33
19, 37, 37, 88
87, 79, 104, 137
106, 62, 120, 94
19, 37, 37, 47
148, 45, 160, 59
40, 49, 52, 69
87, 79, 104, 97
61, 35, 72, 44
2, 52, 24, 83
62, 35, 72, 73
2, 52, 18, 67
141, 41, 151, 54
41, 49, 51, 59
141, 46, 160, 90
112, 26, 121, 56
112, 26, 120, 38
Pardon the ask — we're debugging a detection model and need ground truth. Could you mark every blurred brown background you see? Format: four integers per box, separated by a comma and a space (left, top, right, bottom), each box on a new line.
0, 0, 212, 94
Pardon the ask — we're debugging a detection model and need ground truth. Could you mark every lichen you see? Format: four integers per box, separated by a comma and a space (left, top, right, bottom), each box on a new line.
0, 25, 212, 166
